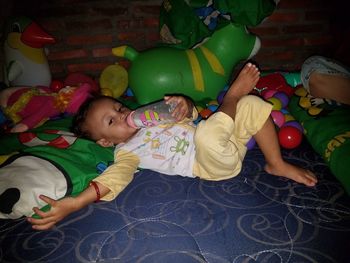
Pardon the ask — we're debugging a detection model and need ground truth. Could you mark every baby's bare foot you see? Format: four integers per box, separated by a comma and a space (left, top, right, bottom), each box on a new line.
265, 161, 318, 187
226, 62, 260, 99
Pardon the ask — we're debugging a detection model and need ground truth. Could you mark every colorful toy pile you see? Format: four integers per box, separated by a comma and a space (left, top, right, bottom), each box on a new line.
255, 73, 304, 149
1, 16, 99, 133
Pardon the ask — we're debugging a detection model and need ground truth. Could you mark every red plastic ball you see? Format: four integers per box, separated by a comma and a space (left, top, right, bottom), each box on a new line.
50, 79, 64, 92
283, 120, 303, 133
199, 108, 213, 119
262, 89, 278, 99
278, 126, 302, 149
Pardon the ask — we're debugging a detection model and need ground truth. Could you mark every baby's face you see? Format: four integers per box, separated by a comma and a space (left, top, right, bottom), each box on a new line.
85, 98, 137, 145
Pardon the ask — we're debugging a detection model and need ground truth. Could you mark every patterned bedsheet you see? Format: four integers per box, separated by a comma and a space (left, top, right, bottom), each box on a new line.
1, 140, 349, 263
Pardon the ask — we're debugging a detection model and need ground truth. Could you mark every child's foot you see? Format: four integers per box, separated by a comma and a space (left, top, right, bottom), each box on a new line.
265, 161, 317, 187
218, 63, 260, 120
225, 62, 260, 99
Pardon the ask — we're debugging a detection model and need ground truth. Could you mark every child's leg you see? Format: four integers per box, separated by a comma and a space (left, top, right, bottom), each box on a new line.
218, 62, 260, 120
193, 63, 261, 181
301, 55, 350, 105
253, 117, 318, 187
309, 73, 350, 105
218, 62, 317, 186
197, 62, 317, 187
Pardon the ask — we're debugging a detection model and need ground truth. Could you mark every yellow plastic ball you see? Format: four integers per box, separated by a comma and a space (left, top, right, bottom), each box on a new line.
100, 88, 113, 97
284, 114, 295, 122
267, 97, 282, 111
100, 64, 128, 98
207, 100, 219, 106
196, 105, 204, 112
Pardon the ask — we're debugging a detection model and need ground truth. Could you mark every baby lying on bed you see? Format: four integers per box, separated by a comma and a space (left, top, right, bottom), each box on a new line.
27, 63, 317, 230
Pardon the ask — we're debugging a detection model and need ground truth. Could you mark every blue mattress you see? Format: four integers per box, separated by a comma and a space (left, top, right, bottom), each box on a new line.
1, 140, 349, 263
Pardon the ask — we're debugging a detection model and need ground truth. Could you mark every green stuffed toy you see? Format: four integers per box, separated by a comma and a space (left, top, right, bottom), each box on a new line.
159, 0, 276, 49
113, 23, 260, 104
290, 86, 350, 195
0, 118, 114, 219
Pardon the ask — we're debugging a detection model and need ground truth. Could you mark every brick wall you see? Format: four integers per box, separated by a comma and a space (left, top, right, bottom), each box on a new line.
1, 0, 347, 83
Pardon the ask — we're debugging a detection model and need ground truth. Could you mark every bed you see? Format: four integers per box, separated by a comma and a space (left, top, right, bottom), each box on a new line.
0, 114, 350, 262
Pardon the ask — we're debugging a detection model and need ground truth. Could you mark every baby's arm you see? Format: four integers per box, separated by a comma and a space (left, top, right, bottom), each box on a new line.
27, 150, 140, 230
93, 150, 140, 201
27, 182, 110, 230
164, 95, 195, 121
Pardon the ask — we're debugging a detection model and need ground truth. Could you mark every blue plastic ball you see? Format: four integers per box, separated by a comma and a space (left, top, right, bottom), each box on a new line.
217, 90, 226, 104
246, 137, 256, 150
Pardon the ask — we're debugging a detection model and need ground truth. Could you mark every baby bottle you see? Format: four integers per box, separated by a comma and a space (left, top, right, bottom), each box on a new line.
126, 100, 177, 129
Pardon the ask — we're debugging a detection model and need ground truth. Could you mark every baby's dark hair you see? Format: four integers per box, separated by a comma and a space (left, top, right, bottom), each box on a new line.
71, 95, 116, 140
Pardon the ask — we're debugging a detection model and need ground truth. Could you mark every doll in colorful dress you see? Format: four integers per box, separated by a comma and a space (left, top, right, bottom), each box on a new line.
0, 83, 92, 133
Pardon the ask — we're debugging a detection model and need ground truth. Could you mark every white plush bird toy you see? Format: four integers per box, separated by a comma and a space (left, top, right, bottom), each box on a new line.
3, 16, 56, 87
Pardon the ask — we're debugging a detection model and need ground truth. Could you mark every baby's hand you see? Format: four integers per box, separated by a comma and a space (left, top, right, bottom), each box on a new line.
164, 95, 194, 121
27, 195, 78, 230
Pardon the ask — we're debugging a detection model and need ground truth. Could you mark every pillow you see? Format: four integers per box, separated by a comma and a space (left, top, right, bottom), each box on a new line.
289, 86, 350, 194
0, 117, 114, 219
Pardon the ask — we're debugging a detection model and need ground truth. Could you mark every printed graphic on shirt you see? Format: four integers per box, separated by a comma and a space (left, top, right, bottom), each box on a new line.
116, 123, 196, 177
170, 135, 190, 155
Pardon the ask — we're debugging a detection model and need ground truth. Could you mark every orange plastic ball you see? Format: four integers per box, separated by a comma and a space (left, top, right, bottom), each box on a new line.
199, 108, 213, 119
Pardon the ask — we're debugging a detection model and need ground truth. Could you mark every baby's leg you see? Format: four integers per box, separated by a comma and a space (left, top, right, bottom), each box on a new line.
218, 62, 317, 187
218, 63, 260, 120
301, 55, 350, 105
254, 118, 317, 187
309, 73, 350, 105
